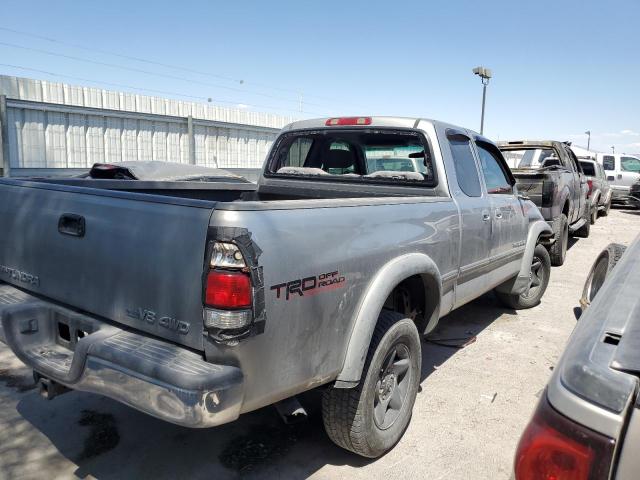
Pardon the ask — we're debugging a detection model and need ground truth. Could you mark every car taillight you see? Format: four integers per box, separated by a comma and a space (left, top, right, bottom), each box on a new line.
587, 179, 593, 198
205, 271, 252, 309
325, 117, 372, 126
515, 392, 615, 480
203, 241, 254, 332
541, 181, 556, 207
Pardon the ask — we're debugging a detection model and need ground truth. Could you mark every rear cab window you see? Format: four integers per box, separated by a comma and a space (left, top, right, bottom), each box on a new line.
579, 161, 596, 177
266, 129, 436, 186
501, 147, 563, 170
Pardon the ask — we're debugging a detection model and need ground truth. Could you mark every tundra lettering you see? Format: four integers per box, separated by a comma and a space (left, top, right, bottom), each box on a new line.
0, 265, 40, 287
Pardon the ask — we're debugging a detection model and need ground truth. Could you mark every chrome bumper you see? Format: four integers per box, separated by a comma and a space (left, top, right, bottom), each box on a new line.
0, 283, 243, 428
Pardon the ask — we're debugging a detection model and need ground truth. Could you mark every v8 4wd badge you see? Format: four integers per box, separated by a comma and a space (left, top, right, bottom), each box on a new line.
126, 307, 190, 335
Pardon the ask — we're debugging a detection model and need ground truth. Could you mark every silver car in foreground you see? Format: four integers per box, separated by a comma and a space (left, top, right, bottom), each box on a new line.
515, 239, 640, 479
0, 116, 551, 457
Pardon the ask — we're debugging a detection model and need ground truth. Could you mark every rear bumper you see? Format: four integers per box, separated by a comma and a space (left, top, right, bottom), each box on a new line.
0, 283, 243, 428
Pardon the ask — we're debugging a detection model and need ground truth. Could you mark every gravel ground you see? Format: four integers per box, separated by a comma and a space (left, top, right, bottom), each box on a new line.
1, 208, 639, 480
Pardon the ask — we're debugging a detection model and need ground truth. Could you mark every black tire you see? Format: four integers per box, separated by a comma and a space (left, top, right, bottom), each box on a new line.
590, 202, 598, 224
579, 243, 626, 312
601, 197, 612, 216
496, 244, 551, 309
549, 214, 568, 266
574, 210, 591, 238
322, 310, 421, 458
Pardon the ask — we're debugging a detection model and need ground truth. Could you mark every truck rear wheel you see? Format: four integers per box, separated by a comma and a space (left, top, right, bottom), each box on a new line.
549, 214, 568, 266
322, 310, 421, 458
496, 244, 551, 309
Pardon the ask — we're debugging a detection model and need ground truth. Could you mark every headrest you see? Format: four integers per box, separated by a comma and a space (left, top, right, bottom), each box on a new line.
324, 149, 355, 169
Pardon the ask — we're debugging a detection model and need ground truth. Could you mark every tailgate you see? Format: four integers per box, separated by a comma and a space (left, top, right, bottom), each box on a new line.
513, 171, 547, 206
0, 180, 214, 350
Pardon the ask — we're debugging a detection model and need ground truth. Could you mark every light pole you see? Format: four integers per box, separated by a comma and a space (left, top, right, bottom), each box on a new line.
585, 130, 591, 150
611, 146, 615, 154
473, 66, 492, 135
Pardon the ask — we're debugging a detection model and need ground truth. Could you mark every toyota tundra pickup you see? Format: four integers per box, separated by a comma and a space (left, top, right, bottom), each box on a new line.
0, 116, 552, 458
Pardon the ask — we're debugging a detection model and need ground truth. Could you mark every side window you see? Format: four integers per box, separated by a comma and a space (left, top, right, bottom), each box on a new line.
476, 143, 513, 194
603, 155, 615, 171
565, 147, 581, 172
448, 133, 481, 197
621, 156, 640, 173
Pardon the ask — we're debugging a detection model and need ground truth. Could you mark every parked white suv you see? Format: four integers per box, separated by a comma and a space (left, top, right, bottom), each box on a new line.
596, 153, 640, 205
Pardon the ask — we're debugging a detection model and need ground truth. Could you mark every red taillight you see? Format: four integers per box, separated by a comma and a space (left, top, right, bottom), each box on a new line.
587, 179, 593, 198
515, 392, 614, 480
325, 117, 372, 126
205, 271, 252, 309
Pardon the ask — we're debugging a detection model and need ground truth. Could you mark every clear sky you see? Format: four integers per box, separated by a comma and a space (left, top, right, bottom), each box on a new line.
1, 0, 638, 153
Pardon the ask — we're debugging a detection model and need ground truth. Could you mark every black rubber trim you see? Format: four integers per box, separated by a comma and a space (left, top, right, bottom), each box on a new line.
205, 226, 266, 343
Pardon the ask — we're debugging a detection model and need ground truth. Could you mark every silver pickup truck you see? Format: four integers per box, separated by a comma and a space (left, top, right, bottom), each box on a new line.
0, 116, 552, 458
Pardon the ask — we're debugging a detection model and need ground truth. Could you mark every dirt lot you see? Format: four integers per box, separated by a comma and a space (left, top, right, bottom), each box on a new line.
1, 208, 639, 480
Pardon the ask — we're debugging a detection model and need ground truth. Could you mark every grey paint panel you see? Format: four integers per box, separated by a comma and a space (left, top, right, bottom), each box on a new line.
0, 182, 213, 350
205, 200, 460, 412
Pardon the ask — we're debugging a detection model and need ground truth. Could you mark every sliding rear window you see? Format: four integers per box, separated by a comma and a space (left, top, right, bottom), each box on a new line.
266, 129, 436, 186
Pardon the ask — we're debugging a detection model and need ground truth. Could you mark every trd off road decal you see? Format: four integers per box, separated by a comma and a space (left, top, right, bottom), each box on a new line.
270, 271, 346, 300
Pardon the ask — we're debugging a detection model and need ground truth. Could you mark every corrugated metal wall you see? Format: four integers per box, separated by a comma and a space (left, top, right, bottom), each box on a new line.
0, 75, 293, 171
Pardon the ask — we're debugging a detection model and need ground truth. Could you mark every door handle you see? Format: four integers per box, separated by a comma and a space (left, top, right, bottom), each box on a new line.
618, 174, 622, 179
482, 213, 491, 222
495, 211, 503, 219
58, 213, 86, 237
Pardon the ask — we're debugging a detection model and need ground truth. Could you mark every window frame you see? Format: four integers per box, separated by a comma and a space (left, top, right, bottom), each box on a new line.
264, 127, 438, 188
474, 139, 516, 194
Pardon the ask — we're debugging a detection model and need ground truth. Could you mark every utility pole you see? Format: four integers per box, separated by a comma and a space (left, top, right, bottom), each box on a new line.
298, 92, 304, 114
473, 67, 492, 135
611, 146, 615, 154
585, 130, 591, 150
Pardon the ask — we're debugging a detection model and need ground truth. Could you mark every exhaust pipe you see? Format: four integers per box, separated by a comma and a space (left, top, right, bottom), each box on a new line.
34, 372, 70, 400
274, 396, 308, 424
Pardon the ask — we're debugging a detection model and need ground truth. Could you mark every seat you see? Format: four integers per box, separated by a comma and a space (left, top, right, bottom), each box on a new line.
322, 149, 357, 172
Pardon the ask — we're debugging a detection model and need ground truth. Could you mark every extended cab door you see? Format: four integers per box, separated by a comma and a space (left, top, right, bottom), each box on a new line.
562, 145, 586, 223
474, 139, 526, 282
444, 129, 493, 308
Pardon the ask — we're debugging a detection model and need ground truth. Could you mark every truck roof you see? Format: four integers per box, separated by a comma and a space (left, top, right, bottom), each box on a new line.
281, 116, 476, 135
497, 140, 567, 149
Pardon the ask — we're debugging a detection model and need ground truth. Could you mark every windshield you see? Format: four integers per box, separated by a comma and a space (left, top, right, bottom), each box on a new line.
268, 129, 435, 184
501, 148, 560, 170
